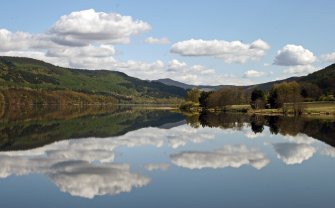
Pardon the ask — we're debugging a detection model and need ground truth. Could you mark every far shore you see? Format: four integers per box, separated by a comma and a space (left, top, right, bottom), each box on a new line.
180, 101, 335, 117
116, 103, 179, 110
1, 101, 335, 117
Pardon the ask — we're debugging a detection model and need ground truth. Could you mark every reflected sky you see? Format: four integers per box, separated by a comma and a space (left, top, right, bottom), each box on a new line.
0, 124, 221, 198
0, 111, 335, 207
171, 144, 270, 170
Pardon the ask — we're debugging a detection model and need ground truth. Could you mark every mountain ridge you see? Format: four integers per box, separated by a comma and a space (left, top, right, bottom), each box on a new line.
156, 63, 335, 93
0, 56, 187, 104
155, 78, 225, 91
0, 56, 334, 104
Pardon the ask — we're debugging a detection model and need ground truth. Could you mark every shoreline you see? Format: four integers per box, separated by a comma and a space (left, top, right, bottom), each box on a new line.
179, 101, 335, 117
181, 109, 335, 116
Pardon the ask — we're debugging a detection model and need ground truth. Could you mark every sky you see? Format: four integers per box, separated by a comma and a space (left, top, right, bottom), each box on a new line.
0, 0, 335, 85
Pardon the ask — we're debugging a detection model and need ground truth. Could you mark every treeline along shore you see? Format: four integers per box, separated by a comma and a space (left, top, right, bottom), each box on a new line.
180, 81, 335, 116
1, 56, 335, 114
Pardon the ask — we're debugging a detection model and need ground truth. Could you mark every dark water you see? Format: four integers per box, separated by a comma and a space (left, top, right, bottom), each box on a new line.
0, 107, 335, 208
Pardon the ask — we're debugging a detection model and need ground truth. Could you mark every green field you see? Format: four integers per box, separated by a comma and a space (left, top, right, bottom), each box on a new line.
249, 101, 335, 115
179, 101, 335, 116
302, 102, 335, 114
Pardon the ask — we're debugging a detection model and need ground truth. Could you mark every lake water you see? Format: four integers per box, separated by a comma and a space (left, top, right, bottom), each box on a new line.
0, 106, 335, 208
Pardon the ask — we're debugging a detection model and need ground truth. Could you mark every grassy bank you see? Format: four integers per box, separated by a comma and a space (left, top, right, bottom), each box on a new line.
249, 102, 335, 115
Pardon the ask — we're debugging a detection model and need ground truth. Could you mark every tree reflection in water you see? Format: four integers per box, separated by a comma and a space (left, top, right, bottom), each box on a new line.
187, 112, 335, 147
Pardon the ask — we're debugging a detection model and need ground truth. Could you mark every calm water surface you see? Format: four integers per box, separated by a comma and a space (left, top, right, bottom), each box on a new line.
0, 107, 335, 208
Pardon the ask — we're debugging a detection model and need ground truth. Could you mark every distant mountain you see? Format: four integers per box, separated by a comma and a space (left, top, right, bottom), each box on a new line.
0, 56, 334, 105
155, 78, 229, 91
157, 63, 335, 93
156, 77, 300, 92
0, 56, 187, 103
155, 78, 195, 89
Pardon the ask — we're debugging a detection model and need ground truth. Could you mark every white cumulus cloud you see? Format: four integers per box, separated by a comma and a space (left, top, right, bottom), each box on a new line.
0, 9, 256, 85
274, 44, 316, 66
49, 9, 151, 46
46, 44, 116, 58
165, 59, 253, 85
283, 64, 317, 76
0, 29, 52, 51
320, 52, 335, 63
108, 59, 251, 86
171, 39, 270, 64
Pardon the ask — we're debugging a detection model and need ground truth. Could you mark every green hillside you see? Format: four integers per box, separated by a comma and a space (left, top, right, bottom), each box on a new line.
299, 63, 335, 93
158, 63, 335, 95
245, 64, 335, 93
245, 77, 300, 91
1, 56, 333, 106
0, 56, 186, 104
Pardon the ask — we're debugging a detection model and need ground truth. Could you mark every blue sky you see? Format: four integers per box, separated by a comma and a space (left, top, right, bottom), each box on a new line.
0, 0, 334, 85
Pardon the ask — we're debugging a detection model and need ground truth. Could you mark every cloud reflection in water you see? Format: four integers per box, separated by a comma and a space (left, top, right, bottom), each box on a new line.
0, 121, 334, 198
171, 144, 270, 170
0, 124, 218, 198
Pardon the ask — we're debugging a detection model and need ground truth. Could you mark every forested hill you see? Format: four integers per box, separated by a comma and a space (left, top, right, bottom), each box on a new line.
299, 63, 335, 93
248, 63, 335, 93
0, 56, 186, 103
157, 63, 335, 94
1, 56, 333, 105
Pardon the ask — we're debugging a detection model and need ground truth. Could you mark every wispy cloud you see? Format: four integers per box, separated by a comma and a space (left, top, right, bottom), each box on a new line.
145, 37, 170, 45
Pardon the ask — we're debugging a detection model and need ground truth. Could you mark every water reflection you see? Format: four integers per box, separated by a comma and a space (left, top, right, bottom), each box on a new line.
0, 137, 151, 198
320, 146, 335, 157
0, 106, 184, 151
0, 108, 335, 201
171, 144, 269, 170
144, 163, 170, 171
273, 143, 316, 165
191, 112, 335, 147
187, 112, 335, 167
0, 115, 220, 198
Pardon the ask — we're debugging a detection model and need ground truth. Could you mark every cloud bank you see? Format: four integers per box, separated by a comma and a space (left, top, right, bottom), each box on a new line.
0, 9, 254, 85
171, 39, 270, 64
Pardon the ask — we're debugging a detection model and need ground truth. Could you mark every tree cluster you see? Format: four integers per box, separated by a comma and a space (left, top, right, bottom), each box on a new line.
181, 87, 248, 111
181, 80, 333, 115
